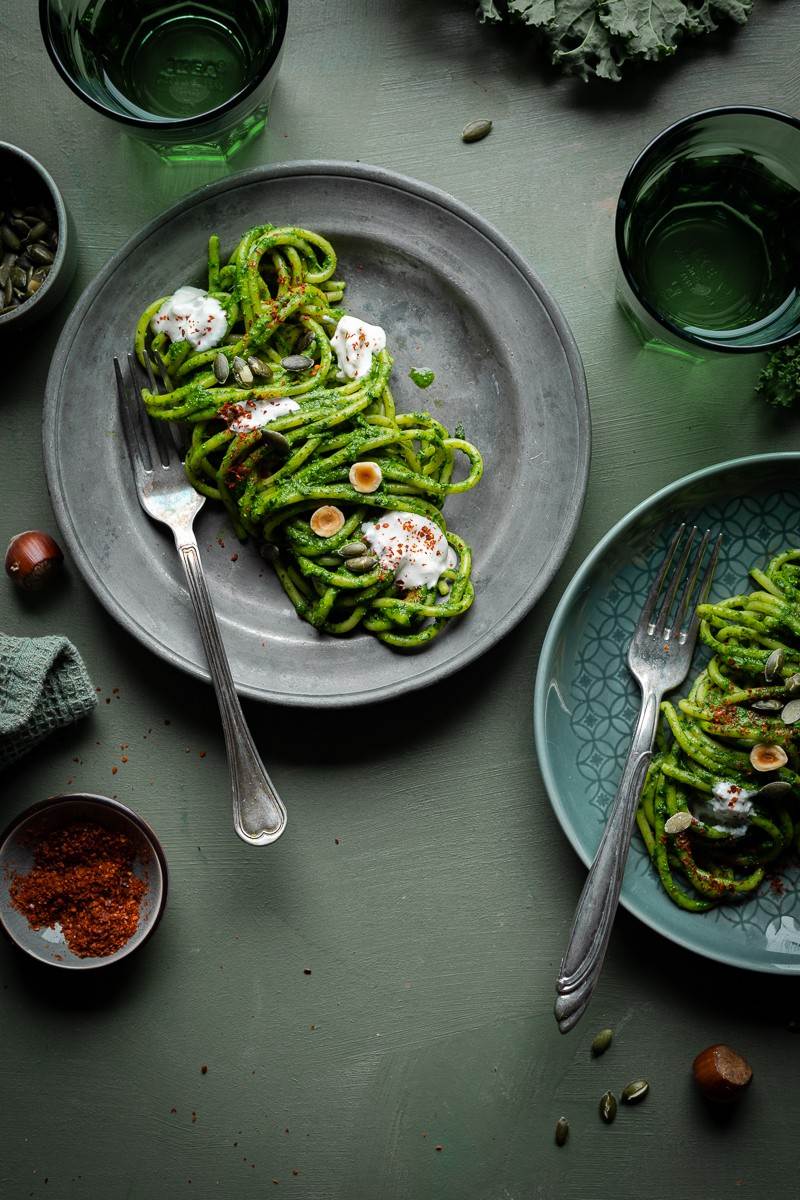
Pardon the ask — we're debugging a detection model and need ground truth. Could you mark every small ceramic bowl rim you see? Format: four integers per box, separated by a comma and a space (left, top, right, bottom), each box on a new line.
615, 104, 800, 355
38, 0, 289, 131
0, 792, 169, 970
0, 141, 71, 330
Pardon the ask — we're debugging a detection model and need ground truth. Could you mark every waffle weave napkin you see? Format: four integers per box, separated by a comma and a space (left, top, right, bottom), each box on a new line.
0, 633, 97, 768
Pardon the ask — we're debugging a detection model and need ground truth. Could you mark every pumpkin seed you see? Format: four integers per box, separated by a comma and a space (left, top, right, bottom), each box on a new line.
621, 1079, 649, 1104
783, 699, 800, 725
462, 118, 493, 143
247, 355, 273, 379
338, 541, 368, 559
757, 780, 793, 802
281, 354, 314, 373
25, 220, 48, 242
10, 266, 26, 289
0, 303, 18, 315
232, 355, 253, 386
262, 428, 290, 456
0, 263, 10, 289
788, 674, 800, 695
664, 810, 693, 834
9, 217, 29, 236
296, 329, 315, 352
752, 698, 782, 712
3, 278, 12, 306
1, 225, 20, 251
590, 1028, 613, 1057
599, 1092, 617, 1124
554, 1117, 569, 1147
28, 243, 54, 265
213, 352, 230, 384
765, 648, 785, 682
344, 555, 378, 574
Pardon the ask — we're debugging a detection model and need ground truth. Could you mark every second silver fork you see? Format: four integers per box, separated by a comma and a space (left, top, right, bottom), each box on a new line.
115, 352, 288, 847
554, 524, 721, 1032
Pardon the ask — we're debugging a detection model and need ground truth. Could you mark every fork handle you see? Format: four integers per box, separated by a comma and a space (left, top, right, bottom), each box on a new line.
554, 689, 660, 1033
178, 539, 288, 846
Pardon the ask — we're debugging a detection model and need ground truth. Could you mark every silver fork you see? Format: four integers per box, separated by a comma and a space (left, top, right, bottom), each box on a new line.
554, 524, 721, 1033
114, 352, 288, 847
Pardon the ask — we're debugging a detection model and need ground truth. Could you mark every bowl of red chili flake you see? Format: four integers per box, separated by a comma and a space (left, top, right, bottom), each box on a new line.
0, 794, 167, 968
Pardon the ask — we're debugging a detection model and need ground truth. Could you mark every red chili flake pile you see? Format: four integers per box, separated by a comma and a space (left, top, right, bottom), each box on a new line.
10, 821, 147, 958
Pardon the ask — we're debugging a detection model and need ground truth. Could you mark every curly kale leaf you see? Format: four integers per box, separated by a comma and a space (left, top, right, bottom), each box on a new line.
476, 0, 754, 80
756, 344, 800, 409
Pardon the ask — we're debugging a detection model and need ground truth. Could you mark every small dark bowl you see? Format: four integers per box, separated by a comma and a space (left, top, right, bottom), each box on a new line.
0, 793, 168, 969
0, 142, 77, 333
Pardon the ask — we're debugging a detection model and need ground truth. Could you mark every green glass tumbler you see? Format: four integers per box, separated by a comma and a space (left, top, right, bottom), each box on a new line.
616, 107, 800, 359
39, 0, 287, 163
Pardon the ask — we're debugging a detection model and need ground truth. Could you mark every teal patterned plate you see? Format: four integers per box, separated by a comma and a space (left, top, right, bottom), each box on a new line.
534, 453, 800, 974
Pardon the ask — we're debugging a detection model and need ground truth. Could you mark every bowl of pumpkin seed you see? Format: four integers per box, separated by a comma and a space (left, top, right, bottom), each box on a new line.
0, 141, 77, 332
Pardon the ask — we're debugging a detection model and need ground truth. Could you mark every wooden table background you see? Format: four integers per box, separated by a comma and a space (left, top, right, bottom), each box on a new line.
2, 2, 800, 1197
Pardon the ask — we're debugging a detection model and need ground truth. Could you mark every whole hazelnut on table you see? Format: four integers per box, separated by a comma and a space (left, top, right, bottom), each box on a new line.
4, 531, 64, 591
692, 1044, 753, 1103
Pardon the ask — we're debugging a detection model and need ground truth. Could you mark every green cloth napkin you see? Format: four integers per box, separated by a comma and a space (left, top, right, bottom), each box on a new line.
0, 633, 97, 768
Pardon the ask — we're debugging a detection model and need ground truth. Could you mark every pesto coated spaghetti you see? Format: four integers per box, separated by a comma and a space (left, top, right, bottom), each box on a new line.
638, 549, 800, 911
133, 224, 482, 648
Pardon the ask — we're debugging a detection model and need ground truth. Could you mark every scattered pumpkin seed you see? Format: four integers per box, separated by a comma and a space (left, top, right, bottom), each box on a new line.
765, 648, 785, 682
1, 225, 20, 251
554, 1117, 569, 1147
664, 810, 694, 834
338, 541, 368, 559
782, 699, 800, 725
247, 355, 273, 379
213, 351, 230, 384
599, 1092, 617, 1124
232, 355, 253, 386
25, 220, 48, 242
262, 428, 290, 456
621, 1079, 649, 1104
751, 698, 782, 712
788, 674, 800, 695
296, 330, 315, 352
281, 353, 314, 373
757, 780, 793, 802
462, 118, 493, 144
28, 243, 54, 266
590, 1028, 613, 1057
344, 555, 378, 574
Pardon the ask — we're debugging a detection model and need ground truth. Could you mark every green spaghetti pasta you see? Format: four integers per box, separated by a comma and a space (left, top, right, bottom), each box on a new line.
638, 549, 800, 910
133, 224, 483, 648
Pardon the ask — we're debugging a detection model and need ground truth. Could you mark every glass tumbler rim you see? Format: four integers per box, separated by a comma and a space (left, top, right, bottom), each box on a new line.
615, 104, 800, 355
38, 0, 288, 131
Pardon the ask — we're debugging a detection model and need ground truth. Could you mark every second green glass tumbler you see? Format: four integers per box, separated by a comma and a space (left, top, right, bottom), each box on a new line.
616, 107, 800, 359
40, 0, 288, 163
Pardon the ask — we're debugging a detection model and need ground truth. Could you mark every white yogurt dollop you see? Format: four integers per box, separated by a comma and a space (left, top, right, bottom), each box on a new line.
151, 286, 227, 352
361, 510, 457, 590
228, 397, 300, 434
330, 315, 386, 380
693, 780, 756, 838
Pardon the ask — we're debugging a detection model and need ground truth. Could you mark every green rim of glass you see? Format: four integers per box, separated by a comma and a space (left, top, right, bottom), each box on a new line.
615, 105, 800, 355
38, 0, 288, 131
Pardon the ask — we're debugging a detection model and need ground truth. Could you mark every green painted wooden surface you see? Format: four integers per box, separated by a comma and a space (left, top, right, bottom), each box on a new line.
2, 3, 800, 1197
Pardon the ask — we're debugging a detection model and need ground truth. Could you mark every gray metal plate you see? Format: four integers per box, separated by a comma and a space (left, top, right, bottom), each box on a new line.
43, 162, 589, 706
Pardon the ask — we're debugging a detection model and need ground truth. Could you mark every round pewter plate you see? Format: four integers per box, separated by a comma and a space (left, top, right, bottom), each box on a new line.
43, 162, 589, 706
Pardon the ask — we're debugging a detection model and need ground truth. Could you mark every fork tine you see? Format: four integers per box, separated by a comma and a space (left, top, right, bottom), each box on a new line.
131, 352, 177, 469
671, 528, 711, 637
143, 351, 183, 466
115, 355, 153, 474
653, 526, 698, 635
637, 524, 686, 632
686, 533, 723, 642
126, 353, 162, 469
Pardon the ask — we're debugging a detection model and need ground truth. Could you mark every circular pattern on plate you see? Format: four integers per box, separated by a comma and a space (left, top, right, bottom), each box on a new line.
535, 453, 800, 974
44, 162, 589, 706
